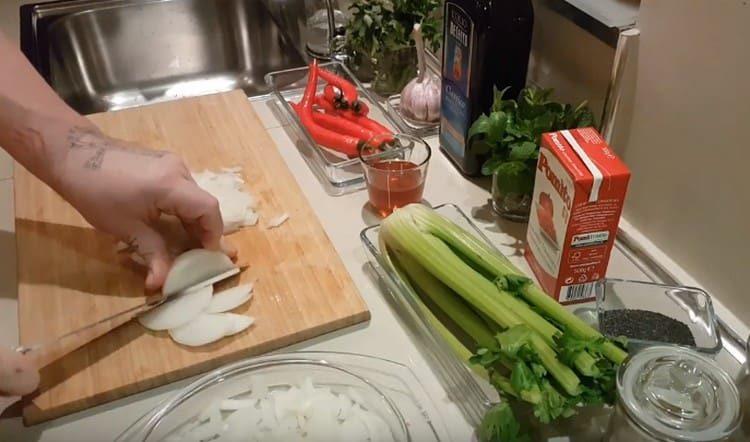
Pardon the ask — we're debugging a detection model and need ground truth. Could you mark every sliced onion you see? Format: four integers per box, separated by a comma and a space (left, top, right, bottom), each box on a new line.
220, 398, 257, 411
207, 283, 254, 313
355, 405, 392, 442
242, 210, 259, 227
162, 249, 237, 296
225, 314, 255, 335
265, 213, 289, 230
193, 168, 259, 234
137, 285, 212, 331
130, 252, 147, 267
339, 412, 370, 440
176, 377, 396, 442
169, 313, 234, 346
220, 404, 263, 440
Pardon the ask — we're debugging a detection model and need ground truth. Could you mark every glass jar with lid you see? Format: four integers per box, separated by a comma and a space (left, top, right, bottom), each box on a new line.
735, 335, 750, 438
605, 346, 741, 442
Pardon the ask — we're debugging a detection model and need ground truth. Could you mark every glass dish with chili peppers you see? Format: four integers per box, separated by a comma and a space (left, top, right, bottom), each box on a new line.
266, 61, 407, 196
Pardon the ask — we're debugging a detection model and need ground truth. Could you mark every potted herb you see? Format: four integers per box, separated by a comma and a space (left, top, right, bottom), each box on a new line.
468, 86, 594, 221
346, 0, 441, 96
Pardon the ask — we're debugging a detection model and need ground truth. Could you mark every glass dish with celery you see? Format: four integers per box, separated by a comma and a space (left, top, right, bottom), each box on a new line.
362, 203, 628, 441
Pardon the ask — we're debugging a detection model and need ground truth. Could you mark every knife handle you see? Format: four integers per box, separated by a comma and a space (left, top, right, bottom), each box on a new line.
16, 294, 162, 370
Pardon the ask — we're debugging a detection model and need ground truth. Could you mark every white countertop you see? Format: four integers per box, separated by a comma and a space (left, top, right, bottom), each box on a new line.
0, 96, 738, 441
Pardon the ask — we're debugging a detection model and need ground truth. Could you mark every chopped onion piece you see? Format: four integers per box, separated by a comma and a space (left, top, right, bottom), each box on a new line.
265, 213, 289, 230
340, 412, 370, 440
242, 210, 259, 227
174, 377, 396, 442
207, 283, 254, 313
220, 398, 257, 411
355, 405, 393, 442
193, 168, 259, 233
130, 252, 147, 267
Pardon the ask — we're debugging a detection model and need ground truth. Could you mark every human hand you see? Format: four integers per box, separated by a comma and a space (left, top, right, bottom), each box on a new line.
53, 125, 236, 290
0, 347, 38, 415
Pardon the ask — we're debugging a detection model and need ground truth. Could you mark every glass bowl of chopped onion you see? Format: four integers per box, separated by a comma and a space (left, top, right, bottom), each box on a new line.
117, 352, 448, 441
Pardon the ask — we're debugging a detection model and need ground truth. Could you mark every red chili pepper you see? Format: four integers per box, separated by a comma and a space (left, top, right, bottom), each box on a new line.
291, 103, 376, 141
351, 100, 370, 116
314, 95, 337, 113
295, 62, 362, 157
318, 67, 359, 105
340, 110, 393, 141
323, 85, 346, 109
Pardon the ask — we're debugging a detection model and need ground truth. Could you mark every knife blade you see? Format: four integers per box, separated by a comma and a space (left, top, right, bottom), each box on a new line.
15, 266, 243, 369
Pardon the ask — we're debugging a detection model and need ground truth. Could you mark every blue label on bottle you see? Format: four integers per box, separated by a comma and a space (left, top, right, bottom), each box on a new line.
440, 2, 474, 160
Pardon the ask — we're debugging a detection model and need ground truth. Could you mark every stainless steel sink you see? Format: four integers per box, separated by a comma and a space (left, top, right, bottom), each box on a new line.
21, 0, 308, 114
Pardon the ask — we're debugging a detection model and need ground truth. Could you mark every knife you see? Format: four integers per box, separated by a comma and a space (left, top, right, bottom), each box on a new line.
14, 266, 242, 369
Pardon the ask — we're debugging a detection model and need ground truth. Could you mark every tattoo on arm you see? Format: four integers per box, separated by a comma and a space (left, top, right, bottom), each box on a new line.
67, 126, 166, 170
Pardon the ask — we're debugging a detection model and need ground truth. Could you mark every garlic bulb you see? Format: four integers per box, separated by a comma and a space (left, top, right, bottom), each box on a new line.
400, 23, 441, 122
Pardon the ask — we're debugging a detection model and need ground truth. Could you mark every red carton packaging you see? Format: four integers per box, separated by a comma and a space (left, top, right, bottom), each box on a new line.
525, 128, 630, 304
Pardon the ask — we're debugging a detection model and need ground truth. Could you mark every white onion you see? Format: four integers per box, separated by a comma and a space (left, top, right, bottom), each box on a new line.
225, 314, 255, 335
162, 249, 238, 296
355, 406, 393, 442
265, 213, 289, 230
220, 398, 257, 411
171, 377, 396, 442
193, 168, 259, 234
207, 283, 254, 313
138, 285, 213, 331
130, 252, 147, 267
168, 313, 235, 346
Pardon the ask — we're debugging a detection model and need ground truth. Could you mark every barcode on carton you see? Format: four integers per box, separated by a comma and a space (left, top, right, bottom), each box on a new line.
560, 282, 597, 302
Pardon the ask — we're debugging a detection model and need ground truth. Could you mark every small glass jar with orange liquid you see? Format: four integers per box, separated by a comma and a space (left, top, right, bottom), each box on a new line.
359, 133, 431, 217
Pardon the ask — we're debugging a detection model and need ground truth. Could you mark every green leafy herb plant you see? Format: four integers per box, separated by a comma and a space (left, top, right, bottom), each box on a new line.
346, 0, 442, 94
468, 86, 594, 218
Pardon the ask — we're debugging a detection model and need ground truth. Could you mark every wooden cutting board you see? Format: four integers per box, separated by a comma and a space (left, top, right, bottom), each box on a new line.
14, 90, 370, 425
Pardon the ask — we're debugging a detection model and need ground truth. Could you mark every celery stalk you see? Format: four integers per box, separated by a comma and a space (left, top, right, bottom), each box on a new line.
408, 204, 627, 365
381, 208, 582, 396
381, 241, 519, 398
390, 247, 497, 349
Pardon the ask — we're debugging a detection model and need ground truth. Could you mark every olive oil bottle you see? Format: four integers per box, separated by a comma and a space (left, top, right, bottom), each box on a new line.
439, 0, 533, 176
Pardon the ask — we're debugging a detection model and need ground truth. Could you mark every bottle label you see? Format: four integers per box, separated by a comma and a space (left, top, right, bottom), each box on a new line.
440, 2, 474, 161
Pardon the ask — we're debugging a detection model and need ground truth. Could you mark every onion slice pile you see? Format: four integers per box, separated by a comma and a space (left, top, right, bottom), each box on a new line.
138, 249, 254, 347
164, 377, 395, 442
192, 168, 259, 234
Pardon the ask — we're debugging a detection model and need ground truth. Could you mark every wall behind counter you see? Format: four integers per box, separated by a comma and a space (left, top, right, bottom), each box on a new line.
611, 0, 750, 324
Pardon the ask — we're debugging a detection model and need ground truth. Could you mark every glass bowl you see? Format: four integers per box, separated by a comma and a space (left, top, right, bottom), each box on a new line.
595, 278, 722, 354
117, 352, 447, 441
265, 60, 405, 196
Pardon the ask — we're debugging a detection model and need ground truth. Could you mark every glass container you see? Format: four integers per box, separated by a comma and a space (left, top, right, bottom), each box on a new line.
265, 61, 406, 195
371, 46, 417, 97
361, 204, 499, 426
605, 346, 741, 441
385, 95, 440, 137
116, 352, 448, 441
735, 335, 750, 439
359, 133, 431, 217
595, 279, 722, 354
491, 169, 532, 221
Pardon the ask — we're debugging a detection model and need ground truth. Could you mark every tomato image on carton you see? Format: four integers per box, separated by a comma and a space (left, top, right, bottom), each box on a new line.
537, 192, 557, 245
525, 128, 630, 305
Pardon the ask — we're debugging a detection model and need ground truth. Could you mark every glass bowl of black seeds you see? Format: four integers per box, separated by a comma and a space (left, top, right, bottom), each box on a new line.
595, 278, 722, 354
